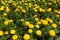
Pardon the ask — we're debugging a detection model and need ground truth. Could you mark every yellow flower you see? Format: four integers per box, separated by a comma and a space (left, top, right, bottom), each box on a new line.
28, 24, 34, 29
25, 21, 30, 26
1, 1, 6, 5
47, 8, 52, 12
10, 30, 16, 34
20, 19, 24, 22
55, 14, 60, 17
52, 23, 57, 28
23, 34, 30, 40
6, 6, 10, 12
40, 19, 44, 22
33, 8, 38, 12
0, 6, 4, 11
46, 18, 53, 23
49, 30, 56, 36
58, 21, 60, 24
35, 24, 40, 29
55, 10, 58, 12
45, 18, 50, 21
34, 4, 37, 7
9, 20, 13, 23
28, 3, 32, 8
42, 9, 45, 12
57, 11, 60, 14
4, 20, 9, 25
35, 18, 39, 21
28, 29, 33, 33
4, 31, 9, 35
18, 6, 23, 9
49, 19, 53, 23
42, 20, 48, 25
4, 13, 7, 16
37, 21, 41, 24
21, 9, 26, 13
34, 4, 39, 9
12, 35, 18, 40
36, 30, 42, 36
39, 8, 43, 12
34, 14, 37, 17
12, 3, 16, 6
0, 31, 3, 36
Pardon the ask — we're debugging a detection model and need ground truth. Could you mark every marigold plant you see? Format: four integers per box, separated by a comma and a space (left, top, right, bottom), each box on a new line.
0, 0, 60, 40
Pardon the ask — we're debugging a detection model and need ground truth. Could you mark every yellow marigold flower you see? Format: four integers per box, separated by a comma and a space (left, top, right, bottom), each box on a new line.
39, 8, 43, 12
4, 31, 9, 35
28, 3, 32, 8
12, 3, 16, 6
35, 5, 40, 9
46, 18, 53, 23
33, 8, 38, 12
4, 20, 9, 25
55, 14, 60, 17
6, 6, 10, 12
0, 6, 4, 11
34, 4, 37, 7
18, 6, 23, 9
55, 10, 57, 12
25, 21, 30, 25
20, 19, 24, 22
49, 30, 56, 36
35, 18, 39, 21
28, 29, 33, 33
57, 11, 60, 14
1, 1, 6, 5
40, 19, 44, 22
35, 24, 40, 29
52, 23, 57, 28
9, 20, 13, 23
58, 21, 60, 24
42, 9, 45, 12
37, 21, 41, 24
28, 24, 34, 29
34, 4, 39, 9
49, 19, 53, 23
47, 8, 52, 12
10, 30, 16, 34
12, 35, 18, 40
36, 30, 42, 36
23, 34, 30, 40
4, 13, 7, 16
21, 9, 26, 13
42, 20, 48, 25
34, 15, 37, 17
0, 31, 3, 36
46, 18, 50, 21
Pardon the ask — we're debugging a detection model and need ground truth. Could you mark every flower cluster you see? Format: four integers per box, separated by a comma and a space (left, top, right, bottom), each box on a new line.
0, 0, 60, 40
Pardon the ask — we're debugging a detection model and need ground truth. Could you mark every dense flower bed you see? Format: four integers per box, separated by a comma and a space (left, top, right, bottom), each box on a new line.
0, 0, 60, 40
